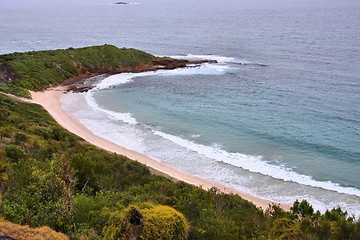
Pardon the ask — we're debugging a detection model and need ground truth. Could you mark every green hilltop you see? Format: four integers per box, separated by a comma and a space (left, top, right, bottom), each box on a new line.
0, 44, 183, 97
0, 46, 359, 239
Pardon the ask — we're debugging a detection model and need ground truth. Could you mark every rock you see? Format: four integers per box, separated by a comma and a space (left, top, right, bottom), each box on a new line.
114, 1, 128, 4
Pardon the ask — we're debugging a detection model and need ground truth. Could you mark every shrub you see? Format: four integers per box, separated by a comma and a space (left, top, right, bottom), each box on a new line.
102, 203, 189, 240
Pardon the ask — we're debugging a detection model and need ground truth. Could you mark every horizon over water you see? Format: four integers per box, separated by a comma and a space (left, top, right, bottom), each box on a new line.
1, 0, 360, 216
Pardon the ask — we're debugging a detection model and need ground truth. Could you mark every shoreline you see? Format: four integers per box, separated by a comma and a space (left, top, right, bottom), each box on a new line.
30, 88, 290, 211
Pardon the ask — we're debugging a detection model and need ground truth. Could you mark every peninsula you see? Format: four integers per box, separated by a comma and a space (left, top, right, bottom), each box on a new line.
0, 45, 358, 240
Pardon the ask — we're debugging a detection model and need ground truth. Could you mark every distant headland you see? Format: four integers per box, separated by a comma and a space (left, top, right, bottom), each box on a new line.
0, 44, 215, 97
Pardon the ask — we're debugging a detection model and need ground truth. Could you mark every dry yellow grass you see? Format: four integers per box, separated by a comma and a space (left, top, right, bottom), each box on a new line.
0, 218, 68, 240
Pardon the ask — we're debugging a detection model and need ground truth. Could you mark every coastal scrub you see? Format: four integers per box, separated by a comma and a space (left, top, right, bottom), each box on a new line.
0, 47, 359, 239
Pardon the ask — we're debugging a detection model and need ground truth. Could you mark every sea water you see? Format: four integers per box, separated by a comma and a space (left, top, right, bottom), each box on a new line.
1, 0, 359, 216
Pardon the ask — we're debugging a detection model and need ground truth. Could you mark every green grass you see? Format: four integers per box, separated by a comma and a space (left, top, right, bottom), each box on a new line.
0, 45, 155, 97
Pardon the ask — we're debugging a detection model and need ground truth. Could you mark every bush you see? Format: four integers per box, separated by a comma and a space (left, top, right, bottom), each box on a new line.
102, 203, 189, 240
270, 218, 303, 240
4, 145, 26, 163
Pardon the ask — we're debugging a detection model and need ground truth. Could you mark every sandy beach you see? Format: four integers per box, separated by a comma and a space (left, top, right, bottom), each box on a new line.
29, 89, 290, 211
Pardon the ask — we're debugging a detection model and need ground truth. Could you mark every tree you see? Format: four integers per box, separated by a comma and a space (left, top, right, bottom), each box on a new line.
270, 218, 303, 240
291, 200, 314, 220
323, 206, 348, 221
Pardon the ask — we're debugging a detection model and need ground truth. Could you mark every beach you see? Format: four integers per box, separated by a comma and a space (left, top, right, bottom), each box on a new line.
29, 88, 290, 211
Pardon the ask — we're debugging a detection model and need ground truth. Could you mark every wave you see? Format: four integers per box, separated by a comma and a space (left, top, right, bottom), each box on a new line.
93, 72, 151, 90
88, 54, 360, 199
93, 63, 231, 90
84, 92, 138, 125
87, 55, 237, 128
153, 130, 360, 198
93, 53, 265, 91
170, 54, 267, 66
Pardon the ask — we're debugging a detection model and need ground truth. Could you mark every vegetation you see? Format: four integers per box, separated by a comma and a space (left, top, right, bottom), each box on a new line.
0, 218, 68, 240
102, 203, 189, 240
0, 46, 359, 239
0, 45, 155, 97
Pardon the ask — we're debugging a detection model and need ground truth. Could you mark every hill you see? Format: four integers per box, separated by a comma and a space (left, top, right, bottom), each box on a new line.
0, 44, 192, 97
0, 46, 359, 239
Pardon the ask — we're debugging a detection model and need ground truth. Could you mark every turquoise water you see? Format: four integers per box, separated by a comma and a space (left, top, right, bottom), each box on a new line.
1, 0, 359, 215
95, 69, 360, 188
62, 52, 360, 215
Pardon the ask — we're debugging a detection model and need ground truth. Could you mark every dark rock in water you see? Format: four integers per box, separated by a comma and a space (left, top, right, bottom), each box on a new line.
114, 1, 128, 4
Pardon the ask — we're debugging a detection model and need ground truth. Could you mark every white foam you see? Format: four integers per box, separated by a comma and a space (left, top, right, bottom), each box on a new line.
93, 72, 145, 90
83, 56, 359, 214
61, 92, 147, 152
84, 92, 138, 125
158, 63, 231, 76
93, 64, 230, 90
170, 54, 263, 66
153, 130, 360, 198
62, 92, 360, 217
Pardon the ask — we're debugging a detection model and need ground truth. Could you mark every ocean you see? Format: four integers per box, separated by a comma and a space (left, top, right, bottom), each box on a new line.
1, 0, 359, 216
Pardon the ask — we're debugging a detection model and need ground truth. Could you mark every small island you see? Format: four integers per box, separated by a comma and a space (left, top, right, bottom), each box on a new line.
114, 1, 128, 4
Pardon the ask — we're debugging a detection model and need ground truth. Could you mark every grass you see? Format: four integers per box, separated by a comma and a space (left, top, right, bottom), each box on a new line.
0, 218, 68, 240
0, 45, 156, 97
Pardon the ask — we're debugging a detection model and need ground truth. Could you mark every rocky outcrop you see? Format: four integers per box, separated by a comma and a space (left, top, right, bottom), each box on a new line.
0, 64, 15, 84
65, 57, 218, 93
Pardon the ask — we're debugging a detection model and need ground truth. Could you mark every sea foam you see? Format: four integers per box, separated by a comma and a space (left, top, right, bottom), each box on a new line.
153, 130, 360, 198
90, 57, 360, 198
85, 92, 138, 125
85, 55, 360, 216
170, 54, 266, 66
88, 56, 232, 126
93, 63, 231, 90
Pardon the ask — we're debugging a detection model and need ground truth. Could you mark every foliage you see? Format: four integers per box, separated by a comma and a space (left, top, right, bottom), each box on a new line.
1, 156, 75, 233
0, 45, 156, 97
102, 203, 189, 240
141, 204, 189, 240
291, 199, 314, 220
270, 218, 303, 239
0, 45, 360, 239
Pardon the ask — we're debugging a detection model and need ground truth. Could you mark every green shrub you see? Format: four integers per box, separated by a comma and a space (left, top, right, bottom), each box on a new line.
270, 218, 303, 240
4, 145, 26, 163
0, 45, 156, 96
102, 203, 189, 240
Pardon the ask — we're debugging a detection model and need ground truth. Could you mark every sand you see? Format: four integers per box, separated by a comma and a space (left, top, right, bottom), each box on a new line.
29, 88, 290, 211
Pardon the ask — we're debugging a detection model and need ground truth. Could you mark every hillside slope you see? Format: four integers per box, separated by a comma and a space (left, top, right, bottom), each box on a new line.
0, 44, 190, 97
